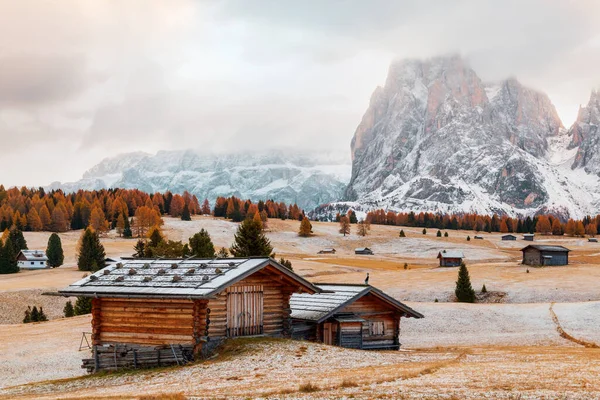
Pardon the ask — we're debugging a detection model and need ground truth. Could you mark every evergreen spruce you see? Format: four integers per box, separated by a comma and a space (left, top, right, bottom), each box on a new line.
436, 230, 442, 237
188, 229, 216, 258
74, 297, 92, 315
46, 233, 64, 268
481, 284, 487, 293
38, 307, 48, 322
148, 227, 164, 247
30, 306, 40, 322
23, 306, 32, 323
77, 228, 106, 272
455, 262, 476, 303
0, 237, 19, 274
399, 229, 406, 238
133, 239, 146, 258
444, 232, 449, 237
181, 203, 191, 221
467, 236, 471, 241
123, 217, 133, 238
9, 227, 28, 254
279, 257, 293, 271
63, 300, 75, 317
422, 228, 427, 235
230, 218, 273, 257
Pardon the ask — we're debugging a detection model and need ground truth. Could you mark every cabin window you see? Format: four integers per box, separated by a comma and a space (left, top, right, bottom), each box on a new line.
30, 261, 34, 265
369, 321, 385, 336
226, 285, 264, 337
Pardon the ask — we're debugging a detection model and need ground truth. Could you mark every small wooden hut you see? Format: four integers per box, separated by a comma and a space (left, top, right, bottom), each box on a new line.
290, 284, 423, 350
437, 250, 464, 267
523, 234, 535, 241
521, 245, 570, 266
59, 257, 318, 372
501, 234, 517, 241
355, 247, 374, 255
318, 248, 337, 254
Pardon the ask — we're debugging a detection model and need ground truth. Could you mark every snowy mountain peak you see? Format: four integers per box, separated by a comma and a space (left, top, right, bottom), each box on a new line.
344, 55, 598, 219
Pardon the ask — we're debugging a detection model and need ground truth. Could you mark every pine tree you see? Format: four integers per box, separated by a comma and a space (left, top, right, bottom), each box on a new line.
279, 258, 293, 271
77, 228, 106, 272
181, 203, 191, 221
444, 232, 449, 237
298, 217, 313, 237
189, 229, 216, 258
436, 230, 442, 237
63, 300, 75, 317
46, 233, 64, 268
481, 284, 487, 293
38, 307, 48, 322
23, 306, 32, 323
148, 227, 164, 247
399, 229, 406, 237
422, 228, 427, 235
0, 237, 19, 274
9, 227, 28, 254
230, 218, 273, 257
133, 239, 146, 258
74, 296, 92, 315
348, 210, 358, 224
123, 216, 133, 238
467, 236, 471, 241
455, 263, 476, 303
30, 306, 40, 322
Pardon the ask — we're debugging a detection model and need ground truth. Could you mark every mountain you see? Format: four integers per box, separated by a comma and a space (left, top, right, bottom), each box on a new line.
343, 55, 600, 219
569, 89, 600, 173
47, 150, 351, 210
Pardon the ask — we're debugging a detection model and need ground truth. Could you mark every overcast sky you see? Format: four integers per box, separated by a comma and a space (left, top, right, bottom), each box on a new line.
1, 0, 599, 187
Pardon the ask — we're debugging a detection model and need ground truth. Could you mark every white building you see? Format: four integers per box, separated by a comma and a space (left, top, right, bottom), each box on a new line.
17, 250, 49, 269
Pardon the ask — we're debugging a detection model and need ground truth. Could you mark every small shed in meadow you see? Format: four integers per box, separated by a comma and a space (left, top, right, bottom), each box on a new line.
355, 247, 374, 255
502, 234, 517, 241
588, 238, 598, 243
437, 250, 464, 267
474, 235, 484, 240
290, 284, 423, 350
523, 234, 535, 241
521, 245, 570, 266
318, 248, 336, 254
17, 250, 49, 269
59, 257, 319, 372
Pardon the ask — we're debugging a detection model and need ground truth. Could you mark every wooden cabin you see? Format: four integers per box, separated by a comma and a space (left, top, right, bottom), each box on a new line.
523, 234, 535, 241
588, 238, 598, 243
501, 234, 517, 241
290, 284, 423, 350
521, 245, 570, 266
474, 235, 484, 240
59, 257, 318, 372
17, 250, 49, 270
355, 247, 374, 255
437, 250, 464, 267
318, 248, 337, 254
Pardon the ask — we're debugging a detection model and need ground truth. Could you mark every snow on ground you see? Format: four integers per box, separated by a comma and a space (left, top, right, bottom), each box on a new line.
553, 302, 600, 345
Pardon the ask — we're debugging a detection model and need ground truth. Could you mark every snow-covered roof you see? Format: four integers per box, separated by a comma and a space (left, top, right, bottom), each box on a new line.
18, 250, 48, 261
59, 257, 318, 299
437, 250, 464, 259
354, 247, 372, 252
521, 245, 570, 253
290, 283, 423, 322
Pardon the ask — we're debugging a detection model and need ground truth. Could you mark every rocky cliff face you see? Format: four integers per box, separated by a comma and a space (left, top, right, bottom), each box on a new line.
344, 55, 597, 218
569, 90, 600, 173
48, 150, 351, 210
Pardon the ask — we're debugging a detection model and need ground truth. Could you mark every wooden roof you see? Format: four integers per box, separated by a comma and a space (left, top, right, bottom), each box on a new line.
437, 250, 464, 259
59, 257, 319, 299
521, 245, 570, 253
18, 250, 48, 261
290, 283, 423, 323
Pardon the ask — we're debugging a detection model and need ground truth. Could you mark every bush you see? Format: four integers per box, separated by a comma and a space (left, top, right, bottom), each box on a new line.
23, 305, 48, 323
74, 296, 92, 315
299, 382, 319, 393
467, 236, 471, 241
422, 228, 427, 235
399, 230, 406, 238
63, 300, 75, 317
481, 284, 487, 293
436, 230, 442, 237
279, 258, 293, 271
434, 298, 439, 303
403, 263, 408, 270
444, 232, 449, 237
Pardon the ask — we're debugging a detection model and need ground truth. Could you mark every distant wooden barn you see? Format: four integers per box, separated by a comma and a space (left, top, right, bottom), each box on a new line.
588, 238, 598, 243
437, 250, 464, 267
355, 247, 374, 255
502, 234, 517, 241
521, 245, 570, 266
523, 234, 535, 241
59, 257, 318, 372
474, 235, 484, 240
17, 250, 48, 270
290, 284, 423, 350
318, 248, 336, 254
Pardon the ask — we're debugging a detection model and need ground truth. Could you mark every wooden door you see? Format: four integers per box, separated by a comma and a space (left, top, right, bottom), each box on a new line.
226, 285, 264, 337
323, 322, 333, 345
